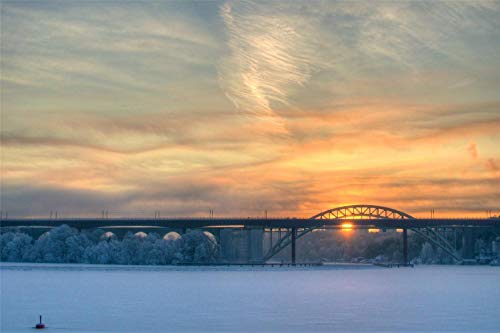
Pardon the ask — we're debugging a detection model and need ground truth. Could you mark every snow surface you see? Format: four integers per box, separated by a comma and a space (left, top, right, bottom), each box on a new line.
1, 263, 499, 332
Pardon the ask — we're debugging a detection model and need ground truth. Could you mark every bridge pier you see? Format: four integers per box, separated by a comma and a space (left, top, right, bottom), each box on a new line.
291, 227, 297, 265
462, 228, 475, 260
248, 227, 264, 263
402, 228, 408, 265
219, 227, 264, 263
269, 228, 273, 250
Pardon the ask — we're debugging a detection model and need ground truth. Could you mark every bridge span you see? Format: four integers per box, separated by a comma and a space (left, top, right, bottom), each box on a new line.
1, 217, 498, 230
2, 205, 499, 264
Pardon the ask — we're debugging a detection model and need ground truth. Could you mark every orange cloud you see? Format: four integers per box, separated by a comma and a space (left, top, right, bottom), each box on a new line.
486, 158, 499, 173
467, 143, 478, 159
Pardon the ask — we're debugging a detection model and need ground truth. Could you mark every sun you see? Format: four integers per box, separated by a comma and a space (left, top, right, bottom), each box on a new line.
341, 223, 353, 234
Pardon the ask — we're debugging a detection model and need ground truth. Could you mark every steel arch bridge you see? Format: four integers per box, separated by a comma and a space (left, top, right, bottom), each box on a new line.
310, 205, 414, 220
263, 204, 462, 263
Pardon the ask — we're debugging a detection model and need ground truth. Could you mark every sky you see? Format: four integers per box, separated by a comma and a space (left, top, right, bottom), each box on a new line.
1, 1, 499, 218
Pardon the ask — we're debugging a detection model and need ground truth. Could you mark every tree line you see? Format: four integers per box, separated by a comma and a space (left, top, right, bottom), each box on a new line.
0, 225, 219, 264
1, 226, 497, 265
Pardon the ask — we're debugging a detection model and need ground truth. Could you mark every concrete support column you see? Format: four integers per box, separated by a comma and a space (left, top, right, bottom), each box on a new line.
269, 229, 273, 251
219, 229, 233, 261
219, 228, 263, 263
291, 227, 297, 265
462, 228, 475, 260
248, 228, 264, 263
402, 228, 408, 265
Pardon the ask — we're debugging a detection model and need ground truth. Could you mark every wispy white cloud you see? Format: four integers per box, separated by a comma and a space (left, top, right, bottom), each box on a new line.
218, 1, 500, 131
218, 1, 324, 132
356, 1, 500, 71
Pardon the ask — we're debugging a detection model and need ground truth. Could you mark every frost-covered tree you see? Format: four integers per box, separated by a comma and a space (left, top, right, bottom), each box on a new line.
156, 238, 179, 264
26, 225, 79, 263
1, 232, 33, 262
435, 247, 453, 265
420, 242, 435, 264
117, 233, 142, 264
65, 233, 92, 263
83, 239, 121, 264
178, 231, 219, 263
1, 232, 16, 261
0, 227, 218, 265
144, 235, 178, 265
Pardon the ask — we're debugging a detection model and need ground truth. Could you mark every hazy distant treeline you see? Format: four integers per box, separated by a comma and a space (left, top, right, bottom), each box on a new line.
288, 230, 456, 264
275, 230, 498, 265
0, 225, 219, 265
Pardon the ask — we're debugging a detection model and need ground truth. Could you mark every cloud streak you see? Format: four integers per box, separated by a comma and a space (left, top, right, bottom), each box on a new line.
218, 1, 322, 132
1, 1, 499, 218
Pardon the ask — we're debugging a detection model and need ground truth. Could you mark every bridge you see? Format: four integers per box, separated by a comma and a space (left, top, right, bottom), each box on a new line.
2, 205, 499, 265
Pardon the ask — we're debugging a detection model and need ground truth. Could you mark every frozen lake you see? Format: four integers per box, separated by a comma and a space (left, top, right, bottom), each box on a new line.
1, 263, 499, 332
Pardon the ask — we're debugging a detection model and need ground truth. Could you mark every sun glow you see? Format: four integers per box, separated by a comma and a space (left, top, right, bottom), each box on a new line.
341, 223, 353, 230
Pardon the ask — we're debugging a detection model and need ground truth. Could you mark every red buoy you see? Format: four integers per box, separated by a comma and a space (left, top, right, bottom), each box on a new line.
35, 315, 45, 329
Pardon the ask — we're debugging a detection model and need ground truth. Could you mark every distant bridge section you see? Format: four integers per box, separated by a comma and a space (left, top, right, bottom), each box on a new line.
1, 217, 498, 229
2, 204, 499, 264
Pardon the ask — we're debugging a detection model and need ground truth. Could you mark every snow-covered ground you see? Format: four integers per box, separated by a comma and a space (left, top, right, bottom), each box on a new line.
1, 263, 499, 332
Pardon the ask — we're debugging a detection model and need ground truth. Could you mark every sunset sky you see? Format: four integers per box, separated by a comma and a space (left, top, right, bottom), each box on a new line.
1, 1, 499, 218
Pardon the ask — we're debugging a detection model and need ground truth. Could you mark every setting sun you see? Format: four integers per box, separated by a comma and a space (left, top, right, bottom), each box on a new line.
341, 223, 354, 231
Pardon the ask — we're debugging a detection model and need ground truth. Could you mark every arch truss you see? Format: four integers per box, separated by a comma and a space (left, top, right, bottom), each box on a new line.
310, 205, 414, 220
263, 204, 462, 263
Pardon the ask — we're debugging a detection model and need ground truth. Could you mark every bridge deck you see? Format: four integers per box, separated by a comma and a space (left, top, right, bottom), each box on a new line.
1, 217, 499, 230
